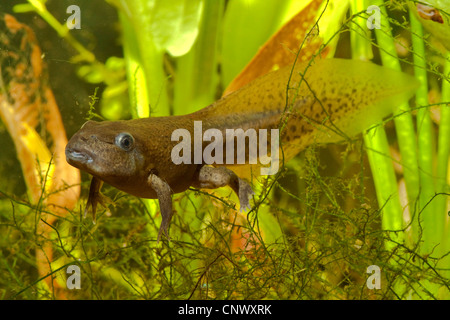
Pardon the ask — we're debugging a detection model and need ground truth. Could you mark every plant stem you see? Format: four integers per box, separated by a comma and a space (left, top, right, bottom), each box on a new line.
24, 0, 95, 63
350, 0, 404, 249
373, 0, 420, 246
409, 11, 438, 255
435, 56, 450, 297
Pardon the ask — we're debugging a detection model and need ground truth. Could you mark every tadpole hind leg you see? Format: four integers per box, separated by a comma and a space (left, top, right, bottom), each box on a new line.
191, 166, 254, 212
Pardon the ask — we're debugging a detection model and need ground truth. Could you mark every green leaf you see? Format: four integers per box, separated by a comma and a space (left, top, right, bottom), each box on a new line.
149, 0, 204, 57
221, 0, 293, 86
119, 2, 169, 117
173, 0, 224, 115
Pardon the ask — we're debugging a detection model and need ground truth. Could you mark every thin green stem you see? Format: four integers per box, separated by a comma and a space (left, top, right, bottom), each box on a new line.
24, 0, 95, 63
409, 11, 438, 255
435, 57, 450, 295
373, 0, 420, 246
351, 0, 404, 249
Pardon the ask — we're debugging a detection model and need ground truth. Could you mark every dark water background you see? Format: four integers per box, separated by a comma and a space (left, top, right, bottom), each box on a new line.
0, 0, 122, 196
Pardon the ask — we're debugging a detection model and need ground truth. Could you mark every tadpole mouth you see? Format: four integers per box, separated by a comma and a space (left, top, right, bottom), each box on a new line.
65, 147, 94, 165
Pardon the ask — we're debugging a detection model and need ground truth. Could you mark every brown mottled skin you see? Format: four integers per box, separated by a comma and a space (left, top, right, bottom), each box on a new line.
66, 58, 419, 240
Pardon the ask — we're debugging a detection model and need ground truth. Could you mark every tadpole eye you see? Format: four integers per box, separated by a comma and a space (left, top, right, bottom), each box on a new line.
115, 132, 135, 151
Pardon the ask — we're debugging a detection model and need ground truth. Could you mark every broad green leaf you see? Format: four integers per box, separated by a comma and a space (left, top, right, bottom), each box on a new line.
221, 0, 301, 87
118, 0, 204, 116
173, 0, 225, 115
166, 0, 204, 56
221, 0, 349, 88
223, 0, 327, 96
118, 1, 169, 117
146, 0, 204, 56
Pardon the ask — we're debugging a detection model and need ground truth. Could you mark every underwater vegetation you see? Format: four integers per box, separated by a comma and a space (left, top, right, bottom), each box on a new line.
0, 0, 448, 300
